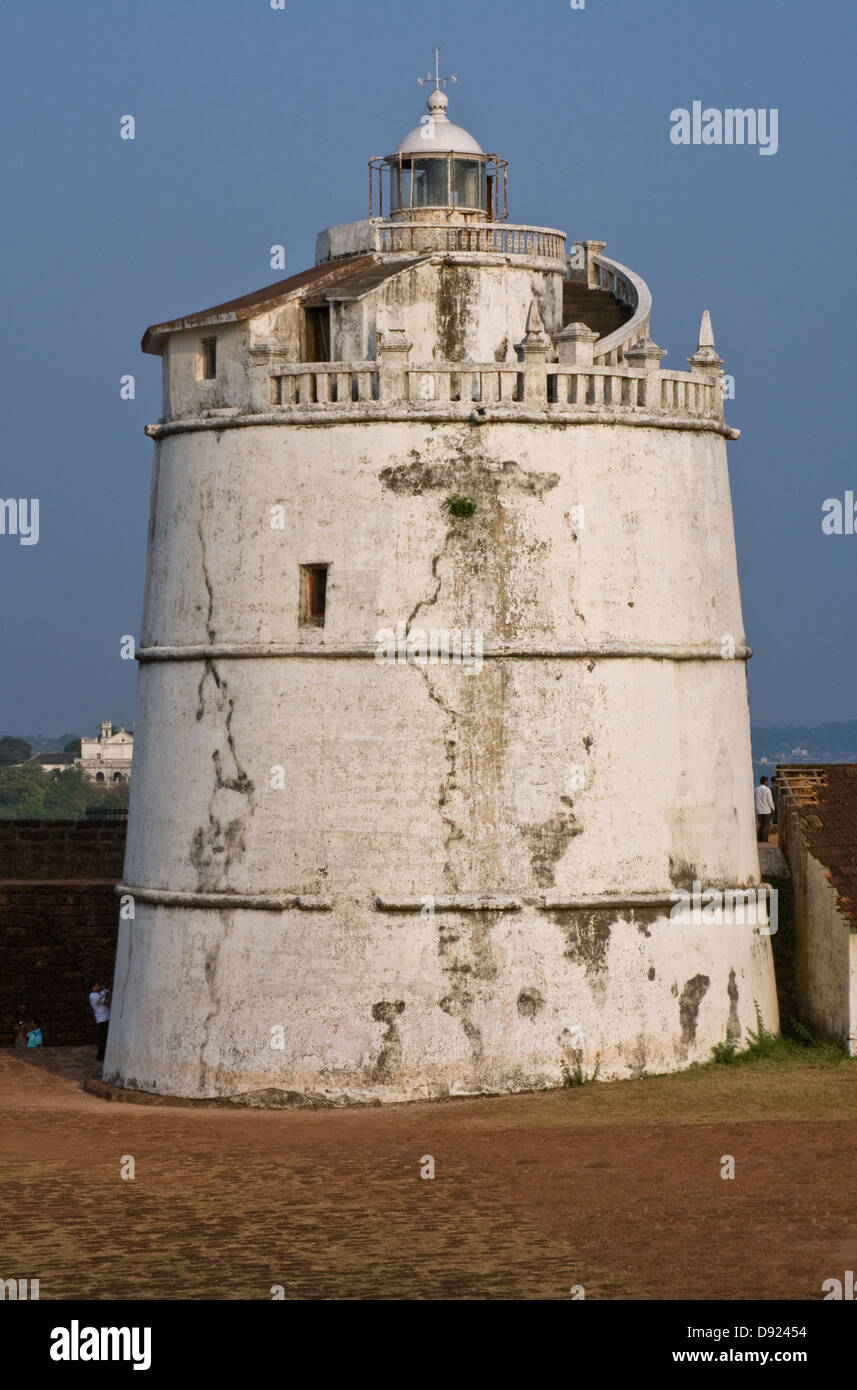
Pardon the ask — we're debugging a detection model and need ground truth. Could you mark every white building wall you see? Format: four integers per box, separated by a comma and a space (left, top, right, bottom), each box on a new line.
165, 322, 250, 418
802, 852, 856, 1053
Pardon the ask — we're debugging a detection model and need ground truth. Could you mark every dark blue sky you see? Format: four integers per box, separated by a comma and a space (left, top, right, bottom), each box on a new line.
1, 0, 854, 734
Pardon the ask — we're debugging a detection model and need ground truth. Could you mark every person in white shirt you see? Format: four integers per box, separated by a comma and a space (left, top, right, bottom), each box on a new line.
89, 980, 111, 1061
754, 777, 775, 843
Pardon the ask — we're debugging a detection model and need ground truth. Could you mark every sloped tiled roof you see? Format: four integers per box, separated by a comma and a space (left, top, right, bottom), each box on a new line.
141, 255, 428, 354
778, 764, 857, 928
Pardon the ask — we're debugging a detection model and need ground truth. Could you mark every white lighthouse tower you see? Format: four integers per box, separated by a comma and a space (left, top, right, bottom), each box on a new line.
106, 64, 778, 1102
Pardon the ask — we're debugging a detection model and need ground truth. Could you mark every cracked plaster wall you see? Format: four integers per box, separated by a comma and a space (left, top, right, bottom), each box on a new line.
107, 409, 777, 1101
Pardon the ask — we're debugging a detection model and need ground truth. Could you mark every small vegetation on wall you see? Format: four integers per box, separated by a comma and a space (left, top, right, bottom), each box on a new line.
561, 1050, 602, 1087
443, 494, 477, 518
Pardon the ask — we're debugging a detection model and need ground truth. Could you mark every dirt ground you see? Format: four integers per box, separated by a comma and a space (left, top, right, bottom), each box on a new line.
2, 1046, 856, 1301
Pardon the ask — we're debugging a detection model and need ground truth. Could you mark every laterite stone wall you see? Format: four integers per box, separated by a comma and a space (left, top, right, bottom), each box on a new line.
0, 820, 125, 1046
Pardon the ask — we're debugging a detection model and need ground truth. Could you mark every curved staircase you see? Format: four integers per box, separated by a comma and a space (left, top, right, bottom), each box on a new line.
564, 242, 653, 365
562, 280, 633, 342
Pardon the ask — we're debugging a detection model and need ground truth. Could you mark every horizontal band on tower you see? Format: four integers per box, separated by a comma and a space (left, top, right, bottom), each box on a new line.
115, 884, 332, 911
114, 885, 771, 913
379, 890, 771, 912
375, 895, 522, 912
544, 892, 697, 910
145, 408, 740, 440
137, 642, 752, 663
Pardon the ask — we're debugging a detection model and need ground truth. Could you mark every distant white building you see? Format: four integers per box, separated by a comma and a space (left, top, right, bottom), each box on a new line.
28, 752, 78, 773
80, 722, 134, 783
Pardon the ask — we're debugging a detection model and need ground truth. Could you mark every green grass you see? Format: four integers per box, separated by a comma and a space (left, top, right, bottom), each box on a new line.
710, 1004, 847, 1068
463, 1050, 857, 1133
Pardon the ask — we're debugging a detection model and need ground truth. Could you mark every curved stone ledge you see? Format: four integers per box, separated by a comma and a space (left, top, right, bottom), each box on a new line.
543, 893, 679, 910
115, 884, 332, 911
137, 642, 752, 663
375, 895, 522, 912
145, 408, 740, 441
113, 885, 771, 913
383, 889, 771, 912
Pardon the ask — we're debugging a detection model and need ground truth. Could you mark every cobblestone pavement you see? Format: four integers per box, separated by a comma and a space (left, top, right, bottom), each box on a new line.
1, 1048, 855, 1300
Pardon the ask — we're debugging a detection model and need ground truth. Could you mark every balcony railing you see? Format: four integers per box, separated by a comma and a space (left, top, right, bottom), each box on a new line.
377, 221, 567, 262
270, 365, 380, 405
264, 360, 724, 422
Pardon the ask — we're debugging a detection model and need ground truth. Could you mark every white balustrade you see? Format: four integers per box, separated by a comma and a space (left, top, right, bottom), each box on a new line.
378, 221, 566, 261
266, 360, 724, 422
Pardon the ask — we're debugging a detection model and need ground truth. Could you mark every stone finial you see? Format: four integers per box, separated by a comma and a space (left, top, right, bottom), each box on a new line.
516, 298, 552, 361
624, 336, 667, 371
525, 298, 546, 336
554, 321, 599, 367
688, 310, 723, 372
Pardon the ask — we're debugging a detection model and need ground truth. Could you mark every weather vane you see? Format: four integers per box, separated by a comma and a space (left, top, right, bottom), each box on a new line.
417, 46, 457, 92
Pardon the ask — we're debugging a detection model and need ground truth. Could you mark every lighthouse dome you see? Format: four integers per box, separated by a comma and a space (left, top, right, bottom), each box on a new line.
392, 90, 485, 156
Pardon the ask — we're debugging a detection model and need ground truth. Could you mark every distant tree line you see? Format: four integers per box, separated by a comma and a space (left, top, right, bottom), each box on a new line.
0, 762, 129, 819
0, 736, 33, 766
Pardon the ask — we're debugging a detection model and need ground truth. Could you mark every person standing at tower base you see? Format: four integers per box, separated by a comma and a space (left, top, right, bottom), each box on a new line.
89, 981, 111, 1062
755, 776, 775, 843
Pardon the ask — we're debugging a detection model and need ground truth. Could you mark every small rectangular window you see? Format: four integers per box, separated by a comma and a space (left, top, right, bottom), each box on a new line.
300, 564, 328, 626
199, 337, 217, 380
303, 306, 331, 363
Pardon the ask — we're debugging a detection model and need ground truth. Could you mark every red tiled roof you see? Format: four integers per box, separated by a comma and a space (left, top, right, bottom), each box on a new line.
777, 764, 857, 928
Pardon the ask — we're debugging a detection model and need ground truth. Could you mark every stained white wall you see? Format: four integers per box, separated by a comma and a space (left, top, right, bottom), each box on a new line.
107, 402, 777, 1101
